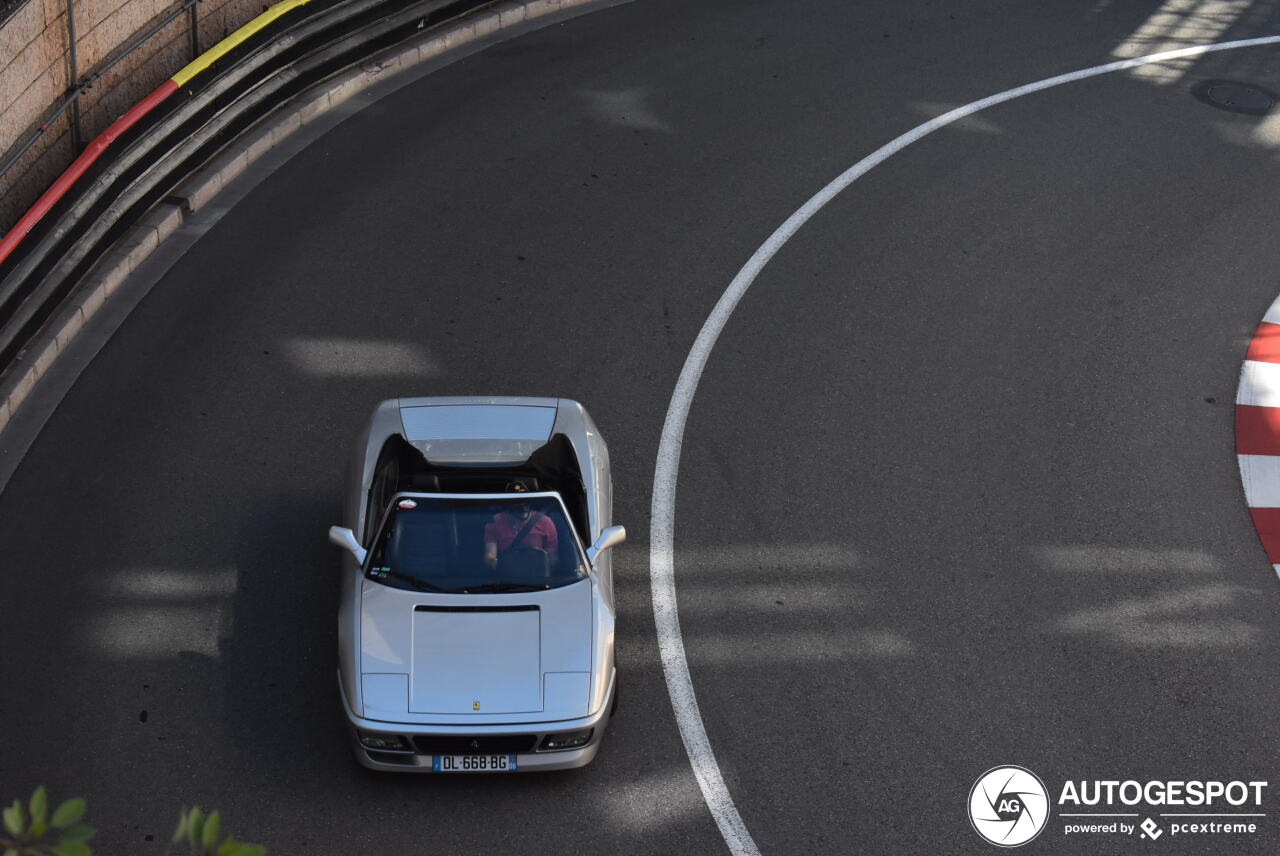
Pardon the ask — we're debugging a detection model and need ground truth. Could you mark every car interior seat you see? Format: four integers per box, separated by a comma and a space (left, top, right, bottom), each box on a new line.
406, 472, 440, 491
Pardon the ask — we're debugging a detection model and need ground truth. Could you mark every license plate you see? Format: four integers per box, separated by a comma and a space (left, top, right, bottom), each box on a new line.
433, 754, 516, 772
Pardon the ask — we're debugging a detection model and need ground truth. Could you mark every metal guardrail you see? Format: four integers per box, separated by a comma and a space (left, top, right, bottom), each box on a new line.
0, 0, 204, 180
0, 0, 494, 370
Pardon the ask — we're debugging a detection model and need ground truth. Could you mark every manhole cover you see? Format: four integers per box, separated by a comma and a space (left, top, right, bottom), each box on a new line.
1191, 79, 1276, 115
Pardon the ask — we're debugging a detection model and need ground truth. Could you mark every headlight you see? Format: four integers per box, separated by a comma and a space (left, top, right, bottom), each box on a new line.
358, 731, 409, 751
540, 729, 593, 751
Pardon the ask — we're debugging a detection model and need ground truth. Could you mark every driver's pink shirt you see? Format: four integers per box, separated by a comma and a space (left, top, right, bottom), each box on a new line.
484, 513, 558, 553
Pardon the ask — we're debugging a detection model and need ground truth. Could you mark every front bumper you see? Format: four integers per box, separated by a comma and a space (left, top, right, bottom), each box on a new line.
339, 670, 615, 773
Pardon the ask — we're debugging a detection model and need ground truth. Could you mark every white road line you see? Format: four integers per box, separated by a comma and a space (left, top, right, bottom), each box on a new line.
650, 35, 1280, 856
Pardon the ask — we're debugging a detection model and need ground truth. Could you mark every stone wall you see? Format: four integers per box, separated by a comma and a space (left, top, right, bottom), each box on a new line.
0, 0, 265, 234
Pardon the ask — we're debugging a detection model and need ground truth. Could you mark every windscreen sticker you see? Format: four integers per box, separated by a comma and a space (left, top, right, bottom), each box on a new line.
397, 499, 417, 509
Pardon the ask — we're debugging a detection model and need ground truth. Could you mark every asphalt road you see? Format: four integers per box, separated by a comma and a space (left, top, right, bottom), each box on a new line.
5, 0, 1280, 852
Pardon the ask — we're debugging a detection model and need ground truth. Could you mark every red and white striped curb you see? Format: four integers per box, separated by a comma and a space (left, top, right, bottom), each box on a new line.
1236, 297, 1280, 577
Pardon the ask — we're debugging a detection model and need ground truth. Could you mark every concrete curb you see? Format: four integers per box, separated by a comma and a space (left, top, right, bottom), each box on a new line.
0, 0, 587, 437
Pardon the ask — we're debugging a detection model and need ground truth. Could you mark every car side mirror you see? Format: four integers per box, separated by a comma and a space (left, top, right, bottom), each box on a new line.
328, 525, 367, 565
587, 525, 626, 564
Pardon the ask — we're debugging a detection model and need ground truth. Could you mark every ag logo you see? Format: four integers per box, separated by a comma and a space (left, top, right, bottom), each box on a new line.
968, 766, 1049, 847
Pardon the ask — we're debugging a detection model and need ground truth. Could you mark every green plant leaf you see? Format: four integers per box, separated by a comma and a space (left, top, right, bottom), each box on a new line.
28, 788, 46, 825
200, 812, 220, 854
51, 842, 91, 856
173, 808, 189, 845
60, 825, 95, 843
27, 787, 47, 839
50, 799, 85, 830
4, 847, 19, 856
186, 808, 203, 851
223, 845, 265, 856
216, 841, 266, 856
2, 800, 24, 837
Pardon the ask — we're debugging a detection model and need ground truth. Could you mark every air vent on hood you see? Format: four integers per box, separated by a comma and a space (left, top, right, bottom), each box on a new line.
414, 605, 539, 613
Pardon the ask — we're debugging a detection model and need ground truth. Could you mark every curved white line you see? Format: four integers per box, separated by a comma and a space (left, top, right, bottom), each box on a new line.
650, 35, 1280, 856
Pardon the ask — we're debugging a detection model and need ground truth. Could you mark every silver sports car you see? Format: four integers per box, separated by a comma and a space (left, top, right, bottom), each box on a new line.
328, 396, 624, 772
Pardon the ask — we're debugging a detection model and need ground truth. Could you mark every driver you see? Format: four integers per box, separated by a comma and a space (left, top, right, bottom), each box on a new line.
484, 487, 558, 570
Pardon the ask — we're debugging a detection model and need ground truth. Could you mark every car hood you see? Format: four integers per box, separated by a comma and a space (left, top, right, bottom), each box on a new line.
358, 577, 596, 724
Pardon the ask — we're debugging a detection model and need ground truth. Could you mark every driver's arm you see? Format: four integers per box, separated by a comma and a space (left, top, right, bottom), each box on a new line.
483, 522, 499, 569
544, 519, 559, 569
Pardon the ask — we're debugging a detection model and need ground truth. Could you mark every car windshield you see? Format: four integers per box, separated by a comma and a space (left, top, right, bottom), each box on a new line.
365, 495, 587, 594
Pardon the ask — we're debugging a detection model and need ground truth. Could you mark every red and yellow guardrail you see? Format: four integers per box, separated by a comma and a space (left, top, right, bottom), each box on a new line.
0, 0, 319, 266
